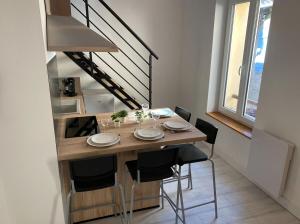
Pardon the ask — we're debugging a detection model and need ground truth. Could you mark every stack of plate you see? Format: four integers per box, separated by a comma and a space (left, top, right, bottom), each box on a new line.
87, 133, 120, 147
163, 121, 191, 131
134, 128, 164, 141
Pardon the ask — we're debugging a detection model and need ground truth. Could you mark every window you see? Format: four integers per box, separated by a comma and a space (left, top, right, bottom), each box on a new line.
219, 0, 273, 126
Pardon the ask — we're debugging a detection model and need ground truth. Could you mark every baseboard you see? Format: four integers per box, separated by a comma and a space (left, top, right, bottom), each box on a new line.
215, 150, 300, 219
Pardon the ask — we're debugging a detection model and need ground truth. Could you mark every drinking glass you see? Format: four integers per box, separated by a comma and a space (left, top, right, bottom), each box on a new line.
100, 119, 108, 129
114, 120, 121, 128
151, 111, 160, 128
142, 103, 149, 115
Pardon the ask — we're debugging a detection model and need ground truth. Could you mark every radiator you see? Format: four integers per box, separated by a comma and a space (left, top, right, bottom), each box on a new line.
246, 128, 294, 198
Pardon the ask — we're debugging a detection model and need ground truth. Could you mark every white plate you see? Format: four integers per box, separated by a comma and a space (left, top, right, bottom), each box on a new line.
136, 128, 163, 138
150, 108, 174, 118
162, 123, 192, 131
91, 133, 118, 144
87, 135, 120, 147
134, 130, 164, 141
164, 121, 190, 130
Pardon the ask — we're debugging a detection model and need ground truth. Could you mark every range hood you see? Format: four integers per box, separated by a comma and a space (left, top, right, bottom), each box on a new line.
46, 15, 118, 52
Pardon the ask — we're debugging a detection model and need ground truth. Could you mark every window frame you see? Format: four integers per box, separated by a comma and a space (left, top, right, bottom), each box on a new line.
219, 0, 260, 127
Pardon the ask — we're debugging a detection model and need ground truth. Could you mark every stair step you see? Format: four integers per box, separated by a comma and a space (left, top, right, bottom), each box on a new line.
101, 79, 113, 87
110, 84, 123, 90
128, 101, 139, 108
114, 90, 127, 99
73, 54, 81, 60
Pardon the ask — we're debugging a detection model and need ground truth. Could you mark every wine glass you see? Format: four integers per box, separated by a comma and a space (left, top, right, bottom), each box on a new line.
100, 119, 107, 129
100, 118, 110, 129
151, 111, 160, 128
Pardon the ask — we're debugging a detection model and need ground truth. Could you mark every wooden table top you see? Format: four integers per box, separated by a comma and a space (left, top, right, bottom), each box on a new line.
56, 110, 207, 161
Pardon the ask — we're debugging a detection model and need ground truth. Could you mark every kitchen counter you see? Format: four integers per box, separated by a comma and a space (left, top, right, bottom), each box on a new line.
53, 77, 86, 119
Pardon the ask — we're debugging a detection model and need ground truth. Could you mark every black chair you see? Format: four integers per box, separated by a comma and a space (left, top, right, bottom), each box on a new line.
67, 155, 127, 224
125, 148, 178, 224
175, 106, 191, 122
165, 118, 218, 224
164, 106, 193, 188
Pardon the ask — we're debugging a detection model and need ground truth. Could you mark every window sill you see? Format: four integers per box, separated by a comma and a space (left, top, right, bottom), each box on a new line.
206, 112, 253, 139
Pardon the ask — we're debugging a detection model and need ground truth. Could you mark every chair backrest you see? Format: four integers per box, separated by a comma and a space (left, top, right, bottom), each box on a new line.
195, 118, 218, 145
137, 148, 178, 172
70, 155, 117, 181
175, 106, 191, 122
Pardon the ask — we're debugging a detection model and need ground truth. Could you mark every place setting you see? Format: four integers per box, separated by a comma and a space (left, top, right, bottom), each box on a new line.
87, 132, 120, 148
133, 127, 165, 141
161, 120, 192, 132
132, 105, 165, 141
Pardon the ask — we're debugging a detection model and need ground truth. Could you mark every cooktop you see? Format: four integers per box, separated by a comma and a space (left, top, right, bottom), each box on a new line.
65, 116, 99, 138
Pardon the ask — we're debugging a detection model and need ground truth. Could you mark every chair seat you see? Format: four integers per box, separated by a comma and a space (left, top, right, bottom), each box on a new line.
166, 144, 208, 166
126, 160, 175, 182
73, 174, 115, 192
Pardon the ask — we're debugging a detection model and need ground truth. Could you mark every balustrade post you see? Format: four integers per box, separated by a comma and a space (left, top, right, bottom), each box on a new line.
149, 54, 153, 109
84, 0, 93, 75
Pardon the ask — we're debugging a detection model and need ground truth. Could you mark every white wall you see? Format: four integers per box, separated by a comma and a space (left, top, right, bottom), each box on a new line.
179, 0, 216, 118
180, 0, 300, 218
64, 0, 183, 109
0, 0, 65, 223
108, 0, 183, 108
0, 179, 12, 223
254, 0, 300, 216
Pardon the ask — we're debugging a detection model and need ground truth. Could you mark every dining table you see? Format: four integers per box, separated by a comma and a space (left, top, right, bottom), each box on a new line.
56, 108, 207, 223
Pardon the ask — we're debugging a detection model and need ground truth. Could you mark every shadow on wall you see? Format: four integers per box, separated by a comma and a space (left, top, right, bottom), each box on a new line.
47, 158, 66, 224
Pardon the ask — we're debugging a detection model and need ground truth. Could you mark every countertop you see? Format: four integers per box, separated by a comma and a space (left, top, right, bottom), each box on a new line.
56, 111, 207, 161
53, 77, 86, 119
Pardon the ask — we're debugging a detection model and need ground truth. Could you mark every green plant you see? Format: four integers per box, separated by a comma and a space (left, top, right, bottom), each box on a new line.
135, 110, 147, 122
111, 110, 128, 121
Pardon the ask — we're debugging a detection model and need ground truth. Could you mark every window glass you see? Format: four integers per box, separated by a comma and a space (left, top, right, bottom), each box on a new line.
244, 0, 273, 119
223, 2, 250, 112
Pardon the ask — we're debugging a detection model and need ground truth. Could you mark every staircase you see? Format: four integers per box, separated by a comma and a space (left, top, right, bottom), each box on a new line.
64, 0, 159, 109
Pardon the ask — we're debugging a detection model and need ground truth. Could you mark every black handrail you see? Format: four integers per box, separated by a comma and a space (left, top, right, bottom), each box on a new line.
97, 0, 159, 60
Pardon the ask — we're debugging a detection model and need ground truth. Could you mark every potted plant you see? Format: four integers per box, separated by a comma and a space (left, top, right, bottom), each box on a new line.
111, 110, 128, 124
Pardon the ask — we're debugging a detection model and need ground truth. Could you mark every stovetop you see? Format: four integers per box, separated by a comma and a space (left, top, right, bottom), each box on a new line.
65, 116, 99, 138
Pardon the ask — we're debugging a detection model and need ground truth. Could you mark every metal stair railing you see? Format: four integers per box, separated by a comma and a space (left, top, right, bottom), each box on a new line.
69, 0, 159, 108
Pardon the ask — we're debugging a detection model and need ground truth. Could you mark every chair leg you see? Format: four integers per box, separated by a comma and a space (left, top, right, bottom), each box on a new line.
178, 166, 186, 224
118, 184, 128, 224
124, 169, 128, 201
129, 183, 136, 224
187, 165, 190, 189
66, 191, 72, 224
160, 181, 164, 209
188, 163, 193, 190
175, 172, 181, 224
210, 159, 218, 219
112, 187, 117, 217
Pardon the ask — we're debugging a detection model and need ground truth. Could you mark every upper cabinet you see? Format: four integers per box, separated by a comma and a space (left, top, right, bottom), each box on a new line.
45, 0, 119, 52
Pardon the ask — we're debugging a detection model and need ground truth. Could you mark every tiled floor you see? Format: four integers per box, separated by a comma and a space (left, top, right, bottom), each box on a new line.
86, 155, 299, 224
